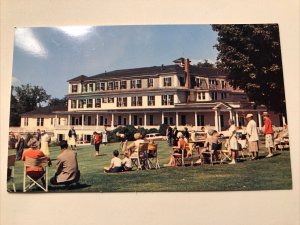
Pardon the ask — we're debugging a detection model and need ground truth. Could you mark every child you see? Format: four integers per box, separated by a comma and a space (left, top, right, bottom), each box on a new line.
121, 152, 132, 171
104, 150, 123, 173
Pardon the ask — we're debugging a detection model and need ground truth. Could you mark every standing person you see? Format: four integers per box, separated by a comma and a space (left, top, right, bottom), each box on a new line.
102, 127, 108, 146
16, 135, 26, 160
246, 114, 259, 160
40, 130, 51, 157
172, 127, 179, 146
93, 131, 101, 156
227, 119, 239, 164
262, 112, 274, 158
50, 140, 80, 186
35, 129, 42, 148
116, 132, 127, 155
166, 125, 173, 147
68, 127, 77, 150
183, 127, 190, 143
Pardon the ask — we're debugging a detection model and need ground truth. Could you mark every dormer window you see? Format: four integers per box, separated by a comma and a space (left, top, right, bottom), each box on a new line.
131, 80, 136, 89
71, 85, 78, 93
88, 83, 94, 92
136, 79, 142, 88
100, 82, 105, 91
114, 81, 119, 90
108, 82, 114, 90
120, 80, 127, 89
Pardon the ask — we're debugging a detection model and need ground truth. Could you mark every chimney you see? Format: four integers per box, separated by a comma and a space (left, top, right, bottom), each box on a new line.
184, 58, 191, 89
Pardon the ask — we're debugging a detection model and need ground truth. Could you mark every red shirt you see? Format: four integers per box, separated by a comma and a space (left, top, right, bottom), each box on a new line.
94, 133, 101, 144
263, 117, 273, 134
22, 148, 45, 172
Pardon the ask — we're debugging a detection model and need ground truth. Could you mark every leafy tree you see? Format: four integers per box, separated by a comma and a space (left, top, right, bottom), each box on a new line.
197, 59, 215, 68
48, 97, 67, 107
212, 24, 286, 114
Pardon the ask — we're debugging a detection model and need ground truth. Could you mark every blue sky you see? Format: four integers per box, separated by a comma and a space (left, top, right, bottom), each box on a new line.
12, 25, 218, 98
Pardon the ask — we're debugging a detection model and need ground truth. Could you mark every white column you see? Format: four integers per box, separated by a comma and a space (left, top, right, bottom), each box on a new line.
111, 113, 114, 128
229, 110, 233, 120
176, 112, 179, 127
258, 112, 262, 129
96, 114, 99, 130
81, 114, 84, 130
282, 115, 286, 125
144, 113, 147, 127
129, 114, 132, 125
55, 114, 58, 128
161, 111, 164, 124
214, 110, 219, 132
68, 114, 71, 127
194, 112, 198, 131
235, 112, 239, 127
218, 113, 221, 132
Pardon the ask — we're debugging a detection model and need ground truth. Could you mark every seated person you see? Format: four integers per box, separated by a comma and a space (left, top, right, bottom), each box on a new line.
148, 139, 157, 157
274, 124, 289, 145
164, 133, 187, 166
195, 129, 221, 164
22, 138, 51, 186
126, 132, 145, 157
121, 152, 132, 171
104, 150, 123, 173
50, 140, 80, 186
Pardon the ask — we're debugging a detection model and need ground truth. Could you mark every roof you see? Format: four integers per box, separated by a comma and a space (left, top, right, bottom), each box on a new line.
67, 75, 88, 82
21, 105, 68, 116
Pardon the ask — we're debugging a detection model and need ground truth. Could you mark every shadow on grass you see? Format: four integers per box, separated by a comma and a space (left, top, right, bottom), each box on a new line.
49, 183, 91, 191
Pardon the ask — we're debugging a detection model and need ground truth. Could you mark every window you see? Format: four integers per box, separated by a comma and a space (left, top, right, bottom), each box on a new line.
24, 117, 28, 126
136, 79, 142, 88
131, 97, 142, 106
82, 84, 88, 92
114, 81, 119, 90
209, 79, 217, 89
149, 115, 154, 125
197, 115, 205, 126
88, 83, 94, 92
100, 82, 105, 91
71, 100, 77, 108
137, 96, 142, 106
131, 97, 137, 106
130, 80, 136, 89
117, 97, 127, 107
163, 77, 172, 87
95, 98, 101, 108
148, 96, 155, 106
221, 92, 227, 99
120, 80, 127, 89
179, 76, 185, 86
211, 92, 218, 100
162, 95, 174, 105
108, 97, 114, 103
168, 95, 174, 105
78, 99, 85, 108
51, 118, 53, 125
196, 78, 203, 88
71, 85, 78, 93
162, 95, 168, 105
107, 82, 114, 90
37, 117, 44, 126
221, 80, 226, 89
198, 92, 206, 100
87, 99, 93, 108
147, 78, 154, 88
102, 98, 108, 103
95, 83, 100, 91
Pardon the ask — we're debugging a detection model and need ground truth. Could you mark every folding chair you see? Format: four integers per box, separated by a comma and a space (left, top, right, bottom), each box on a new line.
277, 137, 289, 151
185, 143, 195, 166
220, 148, 231, 164
131, 143, 149, 170
23, 157, 49, 192
172, 146, 188, 167
7, 155, 16, 192
202, 143, 222, 165
147, 143, 160, 169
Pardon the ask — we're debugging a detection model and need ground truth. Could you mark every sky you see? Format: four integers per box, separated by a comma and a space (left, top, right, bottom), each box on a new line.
12, 24, 218, 98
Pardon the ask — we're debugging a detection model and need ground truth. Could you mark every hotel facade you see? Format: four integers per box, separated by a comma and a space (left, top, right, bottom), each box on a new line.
18, 58, 286, 142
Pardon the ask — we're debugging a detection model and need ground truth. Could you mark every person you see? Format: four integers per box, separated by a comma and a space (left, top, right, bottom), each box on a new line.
104, 150, 123, 173
68, 127, 77, 150
172, 127, 179, 146
183, 127, 190, 143
227, 119, 239, 164
246, 113, 259, 160
148, 139, 157, 157
50, 140, 80, 186
127, 132, 145, 157
22, 138, 51, 185
93, 131, 101, 156
274, 124, 289, 148
190, 130, 196, 142
164, 133, 187, 166
262, 112, 274, 157
166, 125, 173, 146
35, 129, 42, 148
121, 152, 132, 171
40, 130, 51, 157
102, 127, 108, 146
116, 132, 127, 155
16, 135, 26, 160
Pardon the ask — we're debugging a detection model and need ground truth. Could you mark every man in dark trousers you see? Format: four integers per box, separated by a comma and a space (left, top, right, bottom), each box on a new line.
166, 125, 173, 146
172, 127, 179, 146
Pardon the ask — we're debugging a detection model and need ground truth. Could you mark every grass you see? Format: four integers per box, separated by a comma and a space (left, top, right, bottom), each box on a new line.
7, 141, 292, 192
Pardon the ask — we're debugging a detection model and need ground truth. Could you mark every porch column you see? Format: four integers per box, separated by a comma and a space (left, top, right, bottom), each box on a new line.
214, 110, 219, 132
68, 114, 71, 127
218, 113, 221, 132
282, 115, 286, 125
129, 114, 132, 125
161, 111, 164, 124
229, 110, 233, 120
96, 114, 99, 130
82, 114, 84, 130
111, 113, 114, 128
55, 114, 58, 128
144, 113, 147, 127
194, 112, 198, 130
176, 112, 179, 127
235, 112, 239, 127
258, 112, 262, 129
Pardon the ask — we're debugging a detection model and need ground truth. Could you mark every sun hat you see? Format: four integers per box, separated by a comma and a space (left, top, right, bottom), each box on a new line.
207, 129, 215, 136
246, 113, 253, 118
134, 132, 142, 139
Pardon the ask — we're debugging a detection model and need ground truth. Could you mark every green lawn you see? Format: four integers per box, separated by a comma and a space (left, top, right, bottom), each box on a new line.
7, 141, 292, 192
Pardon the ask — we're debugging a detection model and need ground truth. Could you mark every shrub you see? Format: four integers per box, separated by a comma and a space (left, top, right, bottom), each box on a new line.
158, 124, 168, 136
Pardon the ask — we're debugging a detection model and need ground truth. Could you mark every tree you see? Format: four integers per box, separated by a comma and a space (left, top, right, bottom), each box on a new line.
197, 59, 215, 68
48, 97, 67, 107
212, 24, 286, 114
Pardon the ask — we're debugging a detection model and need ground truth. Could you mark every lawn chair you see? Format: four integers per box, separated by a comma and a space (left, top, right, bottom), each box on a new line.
131, 142, 149, 170
7, 155, 16, 192
23, 157, 49, 192
172, 145, 188, 167
202, 143, 222, 165
147, 143, 160, 169
277, 137, 289, 151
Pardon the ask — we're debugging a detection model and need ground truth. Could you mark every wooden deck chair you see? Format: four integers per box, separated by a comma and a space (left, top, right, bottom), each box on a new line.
147, 143, 160, 169
186, 143, 195, 166
131, 142, 149, 170
7, 155, 16, 192
172, 145, 188, 167
23, 157, 49, 192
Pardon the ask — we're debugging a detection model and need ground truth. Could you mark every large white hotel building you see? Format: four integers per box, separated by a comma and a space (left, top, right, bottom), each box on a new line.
18, 58, 286, 142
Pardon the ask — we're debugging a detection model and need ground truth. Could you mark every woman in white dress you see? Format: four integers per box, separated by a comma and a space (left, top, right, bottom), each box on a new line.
40, 130, 51, 156
102, 127, 108, 146
228, 119, 238, 164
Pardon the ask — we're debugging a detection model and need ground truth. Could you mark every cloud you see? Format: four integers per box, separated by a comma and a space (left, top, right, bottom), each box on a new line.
56, 26, 93, 38
14, 28, 48, 58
